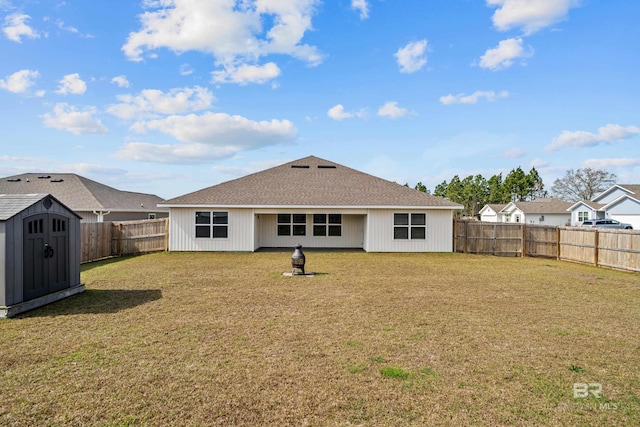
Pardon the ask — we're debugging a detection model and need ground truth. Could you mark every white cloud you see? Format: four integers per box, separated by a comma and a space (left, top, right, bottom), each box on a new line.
111, 75, 130, 88
352, 0, 369, 20
56, 73, 87, 95
582, 158, 640, 169
42, 103, 108, 135
546, 124, 640, 151
440, 90, 509, 105
395, 39, 428, 73
502, 146, 526, 159
327, 104, 366, 121
3, 13, 39, 42
377, 101, 408, 118
212, 62, 281, 85
122, 0, 323, 84
479, 38, 533, 70
179, 63, 193, 76
487, 0, 580, 35
118, 112, 297, 163
0, 69, 39, 93
107, 86, 214, 120
54, 19, 92, 38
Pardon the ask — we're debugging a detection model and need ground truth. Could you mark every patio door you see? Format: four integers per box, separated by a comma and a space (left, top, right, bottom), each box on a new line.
23, 213, 70, 301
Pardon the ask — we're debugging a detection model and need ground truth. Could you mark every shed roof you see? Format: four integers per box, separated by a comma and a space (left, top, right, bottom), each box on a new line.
0, 173, 166, 212
163, 156, 462, 209
0, 194, 80, 221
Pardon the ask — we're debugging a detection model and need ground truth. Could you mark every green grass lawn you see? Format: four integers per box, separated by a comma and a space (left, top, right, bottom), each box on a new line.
1, 252, 639, 426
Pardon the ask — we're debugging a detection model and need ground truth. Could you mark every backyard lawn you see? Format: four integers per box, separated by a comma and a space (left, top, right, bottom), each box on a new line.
1, 251, 639, 426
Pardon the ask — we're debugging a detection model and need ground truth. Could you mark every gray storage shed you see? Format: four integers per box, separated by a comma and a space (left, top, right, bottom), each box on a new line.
0, 194, 84, 318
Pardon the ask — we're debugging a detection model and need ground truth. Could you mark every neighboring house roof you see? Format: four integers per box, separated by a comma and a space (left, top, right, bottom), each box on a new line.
162, 156, 463, 209
479, 204, 507, 215
0, 193, 80, 221
501, 198, 573, 214
593, 184, 640, 202
0, 173, 166, 213
567, 200, 605, 211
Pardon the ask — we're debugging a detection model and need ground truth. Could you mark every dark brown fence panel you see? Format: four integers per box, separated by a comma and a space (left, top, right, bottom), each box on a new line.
525, 225, 558, 258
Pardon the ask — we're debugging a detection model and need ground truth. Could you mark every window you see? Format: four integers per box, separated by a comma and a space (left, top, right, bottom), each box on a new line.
578, 211, 589, 222
515, 214, 521, 223
277, 213, 306, 236
148, 213, 157, 220
195, 211, 228, 238
313, 214, 342, 237
394, 213, 426, 240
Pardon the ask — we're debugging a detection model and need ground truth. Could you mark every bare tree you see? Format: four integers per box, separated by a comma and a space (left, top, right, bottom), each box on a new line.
551, 168, 617, 202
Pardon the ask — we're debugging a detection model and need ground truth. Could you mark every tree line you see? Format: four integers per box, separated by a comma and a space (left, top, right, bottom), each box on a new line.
408, 167, 617, 218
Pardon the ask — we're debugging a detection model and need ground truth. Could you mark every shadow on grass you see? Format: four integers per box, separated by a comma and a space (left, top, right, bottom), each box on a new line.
17, 288, 162, 318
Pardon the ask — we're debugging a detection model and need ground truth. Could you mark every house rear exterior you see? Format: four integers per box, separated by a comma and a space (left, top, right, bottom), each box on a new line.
160, 156, 462, 252
568, 184, 640, 229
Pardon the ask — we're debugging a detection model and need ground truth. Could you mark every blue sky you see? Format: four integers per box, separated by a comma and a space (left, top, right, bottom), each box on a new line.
1, 0, 639, 199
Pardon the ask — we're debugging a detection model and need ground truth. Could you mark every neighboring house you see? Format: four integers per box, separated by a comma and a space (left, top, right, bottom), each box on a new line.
480, 198, 572, 226
479, 204, 507, 222
0, 173, 168, 223
568, 184, 640, 229
160, 156, 463, 252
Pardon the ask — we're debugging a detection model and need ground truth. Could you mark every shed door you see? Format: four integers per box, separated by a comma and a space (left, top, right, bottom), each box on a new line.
23, 214, 70, 301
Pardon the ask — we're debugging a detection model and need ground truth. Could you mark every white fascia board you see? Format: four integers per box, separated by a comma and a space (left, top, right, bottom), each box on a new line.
592, 185, 630, 202
159, 204, 463, 210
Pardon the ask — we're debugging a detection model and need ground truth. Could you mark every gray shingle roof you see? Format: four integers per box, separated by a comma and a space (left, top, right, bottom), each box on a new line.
163, 156, 462, 208
0, 194, 47, 220
0, 173, 166, 212
510, 198, 573, 214
617, 184, 640, 195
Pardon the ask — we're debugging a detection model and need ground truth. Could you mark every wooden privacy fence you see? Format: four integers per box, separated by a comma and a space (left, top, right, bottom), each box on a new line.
455, 220, 640, 272
80, 218, 168, 263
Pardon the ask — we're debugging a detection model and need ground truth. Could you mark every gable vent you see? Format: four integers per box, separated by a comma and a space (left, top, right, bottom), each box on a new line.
51, 178, 64, 183
291, 165, 310, 169
317, 165, 336, 169
7, 178, 21, 182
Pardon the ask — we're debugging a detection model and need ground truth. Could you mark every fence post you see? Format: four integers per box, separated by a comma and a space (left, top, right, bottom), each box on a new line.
464, 221, 468, 254
164, 217, 169, 251
521, 223, 526, 258
556, 227, 561, 260
594, 229, 599, 267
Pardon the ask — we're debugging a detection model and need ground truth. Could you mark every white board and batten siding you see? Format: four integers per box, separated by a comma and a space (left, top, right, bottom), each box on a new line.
365, 209, 454, 252
168, 207, 456, 252
168, 208, 256, 252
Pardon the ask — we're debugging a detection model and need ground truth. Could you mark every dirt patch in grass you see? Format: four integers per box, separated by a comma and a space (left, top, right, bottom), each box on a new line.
1, 252, 639, 426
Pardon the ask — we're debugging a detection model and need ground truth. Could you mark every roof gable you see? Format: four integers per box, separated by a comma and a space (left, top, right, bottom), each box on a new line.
501, 198, 573, 214
0, 173, 166, 212
593, 184, 640, 203
567, 200, 604, 212
163, 156, 462, 208
0, 193, 80, 220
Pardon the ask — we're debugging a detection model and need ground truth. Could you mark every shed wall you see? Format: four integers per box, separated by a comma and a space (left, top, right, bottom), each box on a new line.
365, 209, 454, 252
2, 198, 81, 306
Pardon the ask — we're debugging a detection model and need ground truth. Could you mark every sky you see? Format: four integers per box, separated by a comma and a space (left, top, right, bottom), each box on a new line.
1, 0, 639, 200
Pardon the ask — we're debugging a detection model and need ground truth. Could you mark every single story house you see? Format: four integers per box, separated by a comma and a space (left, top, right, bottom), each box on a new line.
479, 204, 507, 222
0, 173, 168, 223
480, 198, 572, 226
160, 156, 463, 252
567, 184, 640, 228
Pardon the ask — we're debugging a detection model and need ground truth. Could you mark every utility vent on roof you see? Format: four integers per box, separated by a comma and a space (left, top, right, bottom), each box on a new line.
51, 179, 64, 183
38, 175, 51, 179
291, 165, 310, 169
7, 178, 21, 182
317, 165, 336, 169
